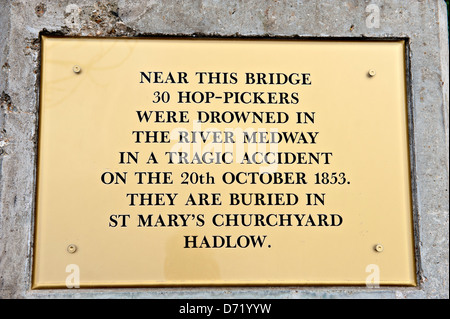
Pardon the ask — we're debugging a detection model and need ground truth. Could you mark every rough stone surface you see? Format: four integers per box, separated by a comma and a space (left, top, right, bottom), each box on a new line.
0, 0, 448, 299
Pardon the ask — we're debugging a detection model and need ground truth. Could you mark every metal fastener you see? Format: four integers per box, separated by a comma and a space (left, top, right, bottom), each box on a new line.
368, 69, 376, 77
67, 244, 77, 253
73, 65, 82, 74
374, 244, 384, 252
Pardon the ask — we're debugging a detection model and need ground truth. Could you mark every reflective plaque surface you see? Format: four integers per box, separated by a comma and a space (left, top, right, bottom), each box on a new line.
33, 37, 416, 288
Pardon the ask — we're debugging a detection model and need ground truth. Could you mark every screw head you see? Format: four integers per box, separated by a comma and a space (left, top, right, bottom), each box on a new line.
67, 244, 77, 254
368, 69, 376, 77
73, 65, 81, 74
375, 244, 384, 252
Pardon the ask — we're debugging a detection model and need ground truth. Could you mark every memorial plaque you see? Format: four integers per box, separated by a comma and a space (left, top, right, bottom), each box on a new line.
33, 37, 416, 288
